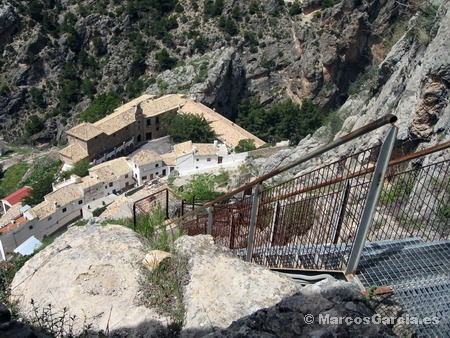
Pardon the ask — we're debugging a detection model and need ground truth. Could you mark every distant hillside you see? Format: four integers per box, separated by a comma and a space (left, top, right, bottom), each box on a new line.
0, 0, 444, 147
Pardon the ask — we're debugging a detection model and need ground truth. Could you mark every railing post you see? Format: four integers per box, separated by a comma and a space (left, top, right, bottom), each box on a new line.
246, 183, 261, 262
133, 202, 137, 230
207, 206, 213, 235
165, 189, 169, 219
345, 125, 398, 275
333, 181, 351, 244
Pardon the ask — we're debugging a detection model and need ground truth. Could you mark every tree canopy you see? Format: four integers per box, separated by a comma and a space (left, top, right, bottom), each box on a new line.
236, 99, 324, 144
162, 113, 218, 143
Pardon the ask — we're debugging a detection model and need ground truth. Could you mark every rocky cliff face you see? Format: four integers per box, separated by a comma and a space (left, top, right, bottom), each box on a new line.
0, 0, 416, 145
259, 0, 450, 176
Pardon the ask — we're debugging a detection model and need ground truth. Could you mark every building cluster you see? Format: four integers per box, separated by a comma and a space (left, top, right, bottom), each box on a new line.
0, 94, 265, 260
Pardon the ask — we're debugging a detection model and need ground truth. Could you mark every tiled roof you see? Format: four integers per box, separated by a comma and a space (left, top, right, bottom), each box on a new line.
66, 122, 103, 141
28, 200, 55, 220
59, 143, 89, 163
0, 203, 23, 225
94, 107, 136, 136
111, 94, 155, 115
174, 141, 193, 157
161, 153, 177, 166
44, 184, 84, 207
132, 149, 162, 166
89, 157, 132, 181
179, 100, 266, 148
193, 143, 218, 156
2, 186, 32, 206
140, 94, 188, 117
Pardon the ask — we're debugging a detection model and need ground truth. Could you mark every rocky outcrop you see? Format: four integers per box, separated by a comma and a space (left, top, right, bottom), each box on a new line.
174, 235, 300, 337
0, 4, 18, 44
7, 225, 397, 337
260, 0, 450, 177
209, 279, 397, 337
146, 47, 246, 119
10, 224, 170, 337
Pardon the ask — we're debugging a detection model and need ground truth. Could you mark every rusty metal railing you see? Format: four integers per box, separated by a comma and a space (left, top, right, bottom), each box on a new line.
169, 114, 399, 272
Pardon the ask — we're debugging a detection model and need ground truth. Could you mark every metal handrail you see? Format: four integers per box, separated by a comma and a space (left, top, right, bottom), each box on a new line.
169, 113, 397, 224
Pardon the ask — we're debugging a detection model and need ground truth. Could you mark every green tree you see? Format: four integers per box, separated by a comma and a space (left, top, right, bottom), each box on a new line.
180, 174, 224, 202
162, 113, 218, 143
25, 115, 45, 135
155, 49, 178, 71
59, 159, 91, 180
23, 157, 61, 206
80, 92, 121, 123
235, 139, 257, 153
236, 99, 324, 144
289, 1, 302, 15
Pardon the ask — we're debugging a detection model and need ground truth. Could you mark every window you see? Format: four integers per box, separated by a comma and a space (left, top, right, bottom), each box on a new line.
156, 127, 159, 131
125, 174, 129, 178
170, 167, 174, 172
196, 159, 199, 161
78, 200, 83, 205
47, 216, 52, 221
105, 186, 107, 189
29, 225, 33, 230
155, 116, 160, 124
62, 207, 67, 213
109, 182, 113, 187
142, 175, 147, 180
156, 172, 159, 176
146, 132, 152, 140
207, 158, 211, 162
155, 163, 159, 168
146, 119, 151, 126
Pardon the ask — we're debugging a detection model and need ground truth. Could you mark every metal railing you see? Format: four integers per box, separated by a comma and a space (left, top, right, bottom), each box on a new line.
170, 114, 399, 272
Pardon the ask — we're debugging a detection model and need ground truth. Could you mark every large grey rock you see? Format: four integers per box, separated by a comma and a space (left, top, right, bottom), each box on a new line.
10, 224, 170, 337
209, 279, 397, 337
175, 235, 301, 337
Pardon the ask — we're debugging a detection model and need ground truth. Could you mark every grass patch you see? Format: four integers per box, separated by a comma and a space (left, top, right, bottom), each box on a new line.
0, 162, 29, 196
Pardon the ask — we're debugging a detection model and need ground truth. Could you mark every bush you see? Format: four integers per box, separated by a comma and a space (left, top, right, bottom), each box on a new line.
155, 49, 178, 71
25, 115, 45, 135
235, 139, 257, 153
289, 1, 302, 15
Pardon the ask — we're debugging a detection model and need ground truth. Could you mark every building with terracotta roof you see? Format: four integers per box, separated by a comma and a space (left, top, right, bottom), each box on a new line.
1, 186, 32, 214
59, 94, 264, 168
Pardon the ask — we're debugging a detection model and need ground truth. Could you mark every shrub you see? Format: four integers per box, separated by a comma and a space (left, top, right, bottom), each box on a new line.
289, 1, 302, 15
235, 139, 257, 153
155, 49, 178, 71
25, 115, 45, 135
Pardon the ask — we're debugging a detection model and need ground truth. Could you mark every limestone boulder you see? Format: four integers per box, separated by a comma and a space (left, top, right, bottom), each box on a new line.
10, 224, 170, 337
175, 235, 301, 337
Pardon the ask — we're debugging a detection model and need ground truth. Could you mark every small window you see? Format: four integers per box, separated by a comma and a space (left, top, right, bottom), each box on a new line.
142, 175, 147, 180
156, 116, 160, 124
109, 182, 113, 187
105, 186, 107, 189
29, 225, 33, 230
170, 167, 174, 172
196, 159, 199, 162
155, 163, 159, 168
125, 174, 129, 178
78, 200, 83, 205
207, 158, 211, 162
62, 207, 67, 213
47, 216, 52, 221
156, 127, 159, 131
156, 172, 159, 175
135, 164, 137, 168
146, 119, 151, 126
